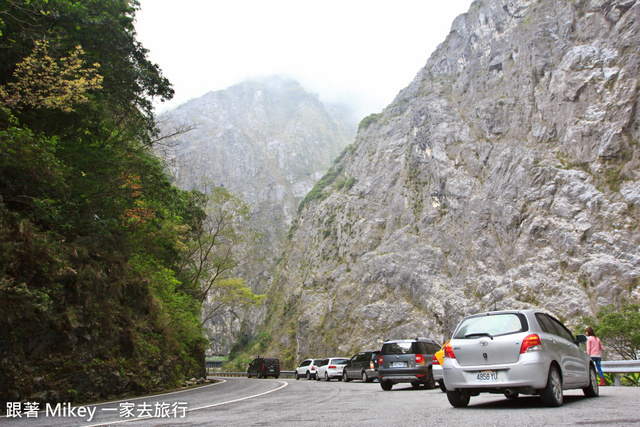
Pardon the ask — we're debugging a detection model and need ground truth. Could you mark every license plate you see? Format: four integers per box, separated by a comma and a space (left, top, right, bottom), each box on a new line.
391, 362, 407, 368
476, 371, 498, 382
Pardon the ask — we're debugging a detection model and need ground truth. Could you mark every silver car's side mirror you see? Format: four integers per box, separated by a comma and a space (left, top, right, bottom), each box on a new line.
575, 334, 588, 344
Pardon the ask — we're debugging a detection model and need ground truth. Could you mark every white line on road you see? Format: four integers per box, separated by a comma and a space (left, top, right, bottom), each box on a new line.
81, 379, 288, 427
188, 380, 288, 411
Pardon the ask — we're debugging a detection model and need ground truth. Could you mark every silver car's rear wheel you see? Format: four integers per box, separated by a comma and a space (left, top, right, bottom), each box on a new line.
446, 389, 470, 407
361, 371, 368, 382
583, 365, 599, 397
540, 366, 563, 407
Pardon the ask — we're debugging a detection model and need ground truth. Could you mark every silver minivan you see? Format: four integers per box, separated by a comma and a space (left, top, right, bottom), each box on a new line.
442, 310, 599, 407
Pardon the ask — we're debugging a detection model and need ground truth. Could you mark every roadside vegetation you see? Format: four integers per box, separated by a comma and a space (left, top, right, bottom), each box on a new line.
0, 0, 260, 404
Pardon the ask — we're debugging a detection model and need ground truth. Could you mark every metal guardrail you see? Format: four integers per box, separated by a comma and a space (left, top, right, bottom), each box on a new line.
211, 371, 296, 378
601, 360, 640, 386
210, 364, 640, 386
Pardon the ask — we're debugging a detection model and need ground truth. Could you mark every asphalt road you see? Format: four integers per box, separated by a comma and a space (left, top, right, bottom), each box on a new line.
2, 377, 640, 426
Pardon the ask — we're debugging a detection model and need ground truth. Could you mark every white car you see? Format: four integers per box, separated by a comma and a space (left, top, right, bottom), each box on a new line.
295, 359, 323, 380
315, 357, 349, 381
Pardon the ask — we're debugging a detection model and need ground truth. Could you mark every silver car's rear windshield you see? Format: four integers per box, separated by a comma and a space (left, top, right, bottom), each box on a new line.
454, 313, 528, 339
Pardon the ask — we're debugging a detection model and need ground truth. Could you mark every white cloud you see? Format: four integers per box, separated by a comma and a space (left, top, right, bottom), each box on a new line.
135, 0, 474, 116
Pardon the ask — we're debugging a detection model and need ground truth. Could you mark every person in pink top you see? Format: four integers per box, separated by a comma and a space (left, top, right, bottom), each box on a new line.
586, 326, 605, 386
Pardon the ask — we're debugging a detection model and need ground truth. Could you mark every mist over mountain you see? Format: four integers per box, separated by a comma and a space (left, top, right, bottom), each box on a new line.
259, 0, 640, 364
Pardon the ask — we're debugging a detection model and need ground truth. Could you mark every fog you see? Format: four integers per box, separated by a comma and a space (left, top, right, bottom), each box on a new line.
135, 0, 475, 118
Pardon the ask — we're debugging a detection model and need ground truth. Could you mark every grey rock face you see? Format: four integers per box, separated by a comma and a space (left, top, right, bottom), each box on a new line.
266, 0, 640, 360
159, 77, 356, 289
156, 77, 356, 353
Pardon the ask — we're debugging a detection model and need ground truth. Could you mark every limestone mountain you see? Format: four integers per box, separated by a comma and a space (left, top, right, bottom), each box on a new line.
159, 77, 356, 285
156, 77, 357, 352
263, 0, 640, 365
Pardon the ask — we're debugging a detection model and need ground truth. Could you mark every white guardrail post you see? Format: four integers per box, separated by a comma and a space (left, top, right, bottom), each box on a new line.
601, 360, 640, 386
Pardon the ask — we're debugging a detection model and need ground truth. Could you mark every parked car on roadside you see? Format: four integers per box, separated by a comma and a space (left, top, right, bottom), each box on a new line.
343, 351, 380, 383
295, 359, 323, 380
315, 357, 349, 381
378, 338, 440, 390
432, 340, 449, 392
315, 358, 328, 381
247, 357, 280, 379
442, 310, 599, 407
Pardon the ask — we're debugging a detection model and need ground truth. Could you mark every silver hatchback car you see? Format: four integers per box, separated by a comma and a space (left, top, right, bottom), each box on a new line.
442, 310, 599, 407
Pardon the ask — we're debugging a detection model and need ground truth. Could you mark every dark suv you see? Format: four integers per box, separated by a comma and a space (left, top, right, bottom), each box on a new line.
342, 351, 380, 383
247, 357, 280, 379
378, 338, 440, 390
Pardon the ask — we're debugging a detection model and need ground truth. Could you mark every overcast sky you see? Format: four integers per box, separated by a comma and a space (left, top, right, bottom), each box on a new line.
134, 0, 474, 117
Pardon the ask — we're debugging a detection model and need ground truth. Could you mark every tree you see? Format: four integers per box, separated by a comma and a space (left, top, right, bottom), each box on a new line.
176, 186, 264, 324
583, 302, 640, 360
0, 0, 211, 403
0, 40, 103, 113
201, 278, 265, 325
0, 0, 173, 144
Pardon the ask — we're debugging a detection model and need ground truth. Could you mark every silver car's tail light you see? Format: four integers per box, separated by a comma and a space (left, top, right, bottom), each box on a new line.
520, 334, 542, 353
444, 342, 456, 359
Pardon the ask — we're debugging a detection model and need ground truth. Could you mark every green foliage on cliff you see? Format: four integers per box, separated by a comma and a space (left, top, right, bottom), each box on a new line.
358, 113, 381, 130
0, 0, 211, 404
296, 144, 358, 213
297, 165, 344, 212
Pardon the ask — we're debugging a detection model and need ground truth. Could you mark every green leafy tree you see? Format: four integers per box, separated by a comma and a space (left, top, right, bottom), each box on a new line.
0, 0, 173, 149
176, 186, 265, 324
1, 40, 103, 113
0, 0, 213, 404
201, 278, 265, 325
0, 0, 264, 404
583, 302, 640, 360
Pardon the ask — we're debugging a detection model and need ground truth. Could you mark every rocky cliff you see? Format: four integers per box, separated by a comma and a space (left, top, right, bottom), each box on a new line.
159, 77, 356, 288
156, 77, 357, 352
264, 0, 640, 363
